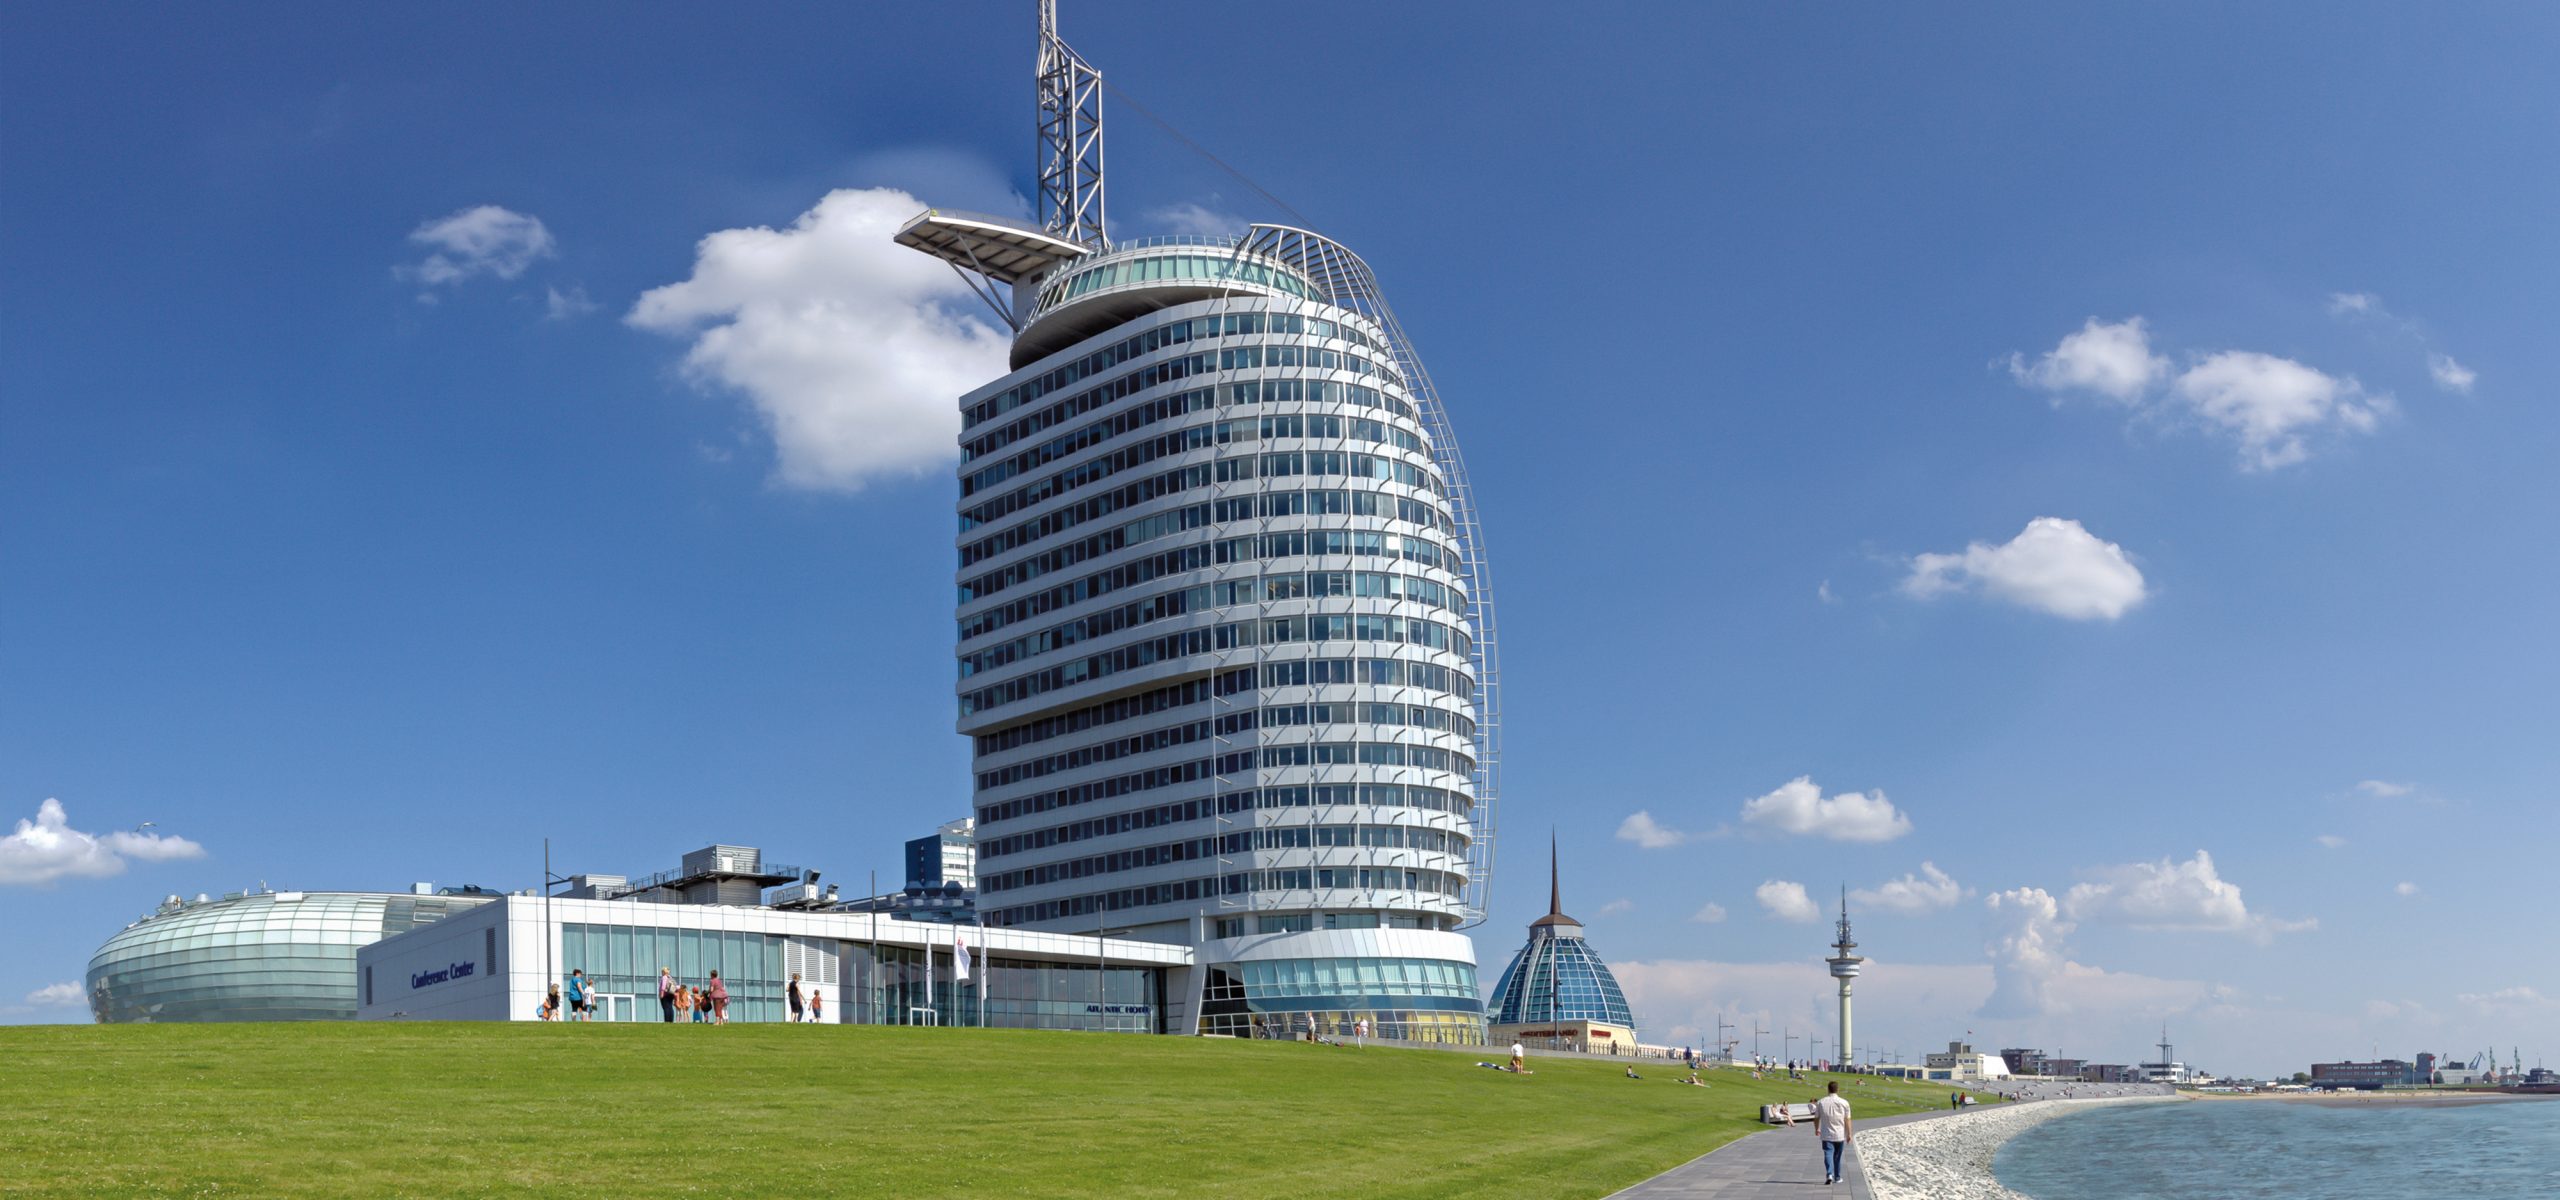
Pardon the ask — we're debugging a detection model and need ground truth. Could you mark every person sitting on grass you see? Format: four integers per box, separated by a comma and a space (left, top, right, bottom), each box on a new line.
1625, 1066, 1641, 1080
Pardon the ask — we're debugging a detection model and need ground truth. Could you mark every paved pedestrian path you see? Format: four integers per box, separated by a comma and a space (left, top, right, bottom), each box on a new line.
1604, 1107, 1957, 1199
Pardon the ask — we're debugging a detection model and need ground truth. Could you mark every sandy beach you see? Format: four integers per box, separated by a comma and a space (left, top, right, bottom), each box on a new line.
1857, 1095, 2182, 1200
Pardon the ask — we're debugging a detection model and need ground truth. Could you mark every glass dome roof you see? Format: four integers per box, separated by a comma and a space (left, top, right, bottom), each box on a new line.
1485, 841, 1634, 1028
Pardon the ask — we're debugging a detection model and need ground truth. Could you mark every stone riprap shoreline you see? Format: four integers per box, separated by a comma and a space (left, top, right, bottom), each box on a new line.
1858, 1095, 2181, 1200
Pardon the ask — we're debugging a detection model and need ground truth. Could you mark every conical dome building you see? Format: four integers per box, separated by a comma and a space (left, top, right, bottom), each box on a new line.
1486, 839, 1635, 1052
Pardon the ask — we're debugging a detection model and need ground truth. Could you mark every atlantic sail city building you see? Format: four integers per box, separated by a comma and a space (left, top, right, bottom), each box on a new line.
899, 3, 1503, 1042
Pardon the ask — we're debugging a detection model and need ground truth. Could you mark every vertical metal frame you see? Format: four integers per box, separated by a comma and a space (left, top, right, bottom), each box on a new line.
1036, 0, 1107, 247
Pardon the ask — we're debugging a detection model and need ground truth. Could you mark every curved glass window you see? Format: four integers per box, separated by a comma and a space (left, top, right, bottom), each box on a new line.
1034, 251, 1317, 315
1486, 933, 1634, 1028
86, 892, 491, 1023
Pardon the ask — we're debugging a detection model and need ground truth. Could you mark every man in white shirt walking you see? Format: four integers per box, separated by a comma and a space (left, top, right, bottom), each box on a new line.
1813, 1080, 1853, 1185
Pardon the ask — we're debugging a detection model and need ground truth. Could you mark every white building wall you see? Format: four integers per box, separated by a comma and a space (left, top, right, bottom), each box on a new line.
357, 901, 514, 1021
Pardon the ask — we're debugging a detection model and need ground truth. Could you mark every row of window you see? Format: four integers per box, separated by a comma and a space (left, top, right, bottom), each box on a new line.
1226, 740, 1475, 774
971, 671, 1249, 757
1255, 655, 1476, 697
977, 738, 1475, 827
981, 823, 1466, 896
958, 566, 1467, 680
977, 700, 1474, 791
965, 653, 1475, 758
963, 380, 1216, 506
975, 716, 1214, 790
978, 780, 1475, 863
964, 309, 1393, 433
980, 865, 1466, 927
961, 419, 1445, 567
957, 517, 1462, 640
963, 368, 1418, 514
959, 486, 1461, 610
1216, 782, 1475, 817
1242, 701, 1477, 739
959, 610, 1473, 717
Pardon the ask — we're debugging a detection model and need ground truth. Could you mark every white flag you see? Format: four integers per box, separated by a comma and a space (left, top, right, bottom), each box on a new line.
954, 930, 972, 981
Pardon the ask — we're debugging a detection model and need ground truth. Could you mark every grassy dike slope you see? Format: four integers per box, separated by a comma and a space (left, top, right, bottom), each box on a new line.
2, 1024, 1963, 1198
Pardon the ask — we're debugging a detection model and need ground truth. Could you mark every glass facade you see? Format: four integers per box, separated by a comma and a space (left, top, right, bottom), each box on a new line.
1195, 956, 1481, 1043
86, 891, 490, 1023
963, 264, 1480, 943
559, 922, 1160, 1032
1487, 931, 1634, 1029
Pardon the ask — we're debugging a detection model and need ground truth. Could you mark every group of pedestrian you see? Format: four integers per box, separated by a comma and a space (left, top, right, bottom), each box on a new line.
786, 972, 824, 1022
656, 966, 729, 1024
536, 969, 602, 1021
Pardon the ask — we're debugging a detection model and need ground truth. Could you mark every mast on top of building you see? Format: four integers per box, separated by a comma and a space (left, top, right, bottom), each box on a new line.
1035, 0, 1106, 248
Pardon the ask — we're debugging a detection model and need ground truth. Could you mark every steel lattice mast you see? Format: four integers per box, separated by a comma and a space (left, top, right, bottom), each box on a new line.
1035, 0, 1105, 247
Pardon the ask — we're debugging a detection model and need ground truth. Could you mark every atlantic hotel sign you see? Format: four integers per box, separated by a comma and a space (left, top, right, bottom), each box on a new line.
410, 960, 478, 990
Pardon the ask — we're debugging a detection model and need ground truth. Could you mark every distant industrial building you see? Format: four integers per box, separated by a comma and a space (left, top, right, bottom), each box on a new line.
1921, 1041, 2013, 1082
2082, 1064, 2135, 1083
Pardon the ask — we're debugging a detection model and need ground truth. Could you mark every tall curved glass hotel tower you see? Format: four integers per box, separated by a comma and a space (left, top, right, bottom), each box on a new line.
899, 6, 1500, 1043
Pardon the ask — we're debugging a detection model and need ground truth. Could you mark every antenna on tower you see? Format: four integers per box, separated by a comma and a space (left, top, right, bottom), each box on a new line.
1036, 0, 1106, 247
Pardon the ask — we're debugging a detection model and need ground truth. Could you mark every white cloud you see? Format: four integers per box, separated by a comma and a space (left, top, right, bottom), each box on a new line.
1738, 777, 1912, 843
401, 205, 556, 288
1817, 579, 1837, 604
1615, 810, 1695, 849
1756, 880, 1821, 923
2062, 849, 2313, 943
2315, 834, 2347, 849
2007, 317, 2168, 401
0, 799, 206, 887
1148, 201, 1249, 239
2456, 986, 2551, 1011
2170, 351, 2388, 471
1596, 898, 1634, 917
1902, 517, 2147, 621
2354, 779, 2412, 798
628, 187, 1010, 492
2395, 881, 2420, 898
1690, 902, 1728, 924
1981, 887, 2074, 1018
25, 982, 84, 1007
2010, 313, 2395, 469
2426, 353, 2476, 394
544, 284, 599, 321
1852, 862, 1969, 914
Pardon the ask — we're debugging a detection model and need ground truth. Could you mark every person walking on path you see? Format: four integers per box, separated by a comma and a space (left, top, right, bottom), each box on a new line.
788, 973, 804, 1023
566, 970, 590, 1022
808, 987, 824, 1023
708, 971, 729, 1025
659, 968, 675, 1023
1813, 1080, 1853, 1186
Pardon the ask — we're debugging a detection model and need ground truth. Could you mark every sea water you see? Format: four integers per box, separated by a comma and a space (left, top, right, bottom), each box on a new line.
1994, 1097, 2560, 1199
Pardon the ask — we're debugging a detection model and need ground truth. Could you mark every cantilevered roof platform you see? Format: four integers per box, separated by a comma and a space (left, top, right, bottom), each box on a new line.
895, 209, 1090, 286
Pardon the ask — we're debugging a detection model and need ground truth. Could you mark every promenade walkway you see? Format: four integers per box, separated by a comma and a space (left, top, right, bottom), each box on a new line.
1603, 1107, 1955, 1200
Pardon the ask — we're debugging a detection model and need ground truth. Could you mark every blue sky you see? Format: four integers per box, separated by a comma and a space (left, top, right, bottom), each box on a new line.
4, 1, 2554, 1077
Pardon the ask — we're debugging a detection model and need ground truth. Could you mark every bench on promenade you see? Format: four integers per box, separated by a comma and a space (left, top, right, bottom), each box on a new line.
1760, 1101, 1818, 1125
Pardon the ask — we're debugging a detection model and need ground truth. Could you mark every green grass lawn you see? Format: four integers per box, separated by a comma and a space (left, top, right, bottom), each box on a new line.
1, 1023, 1968, 1199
